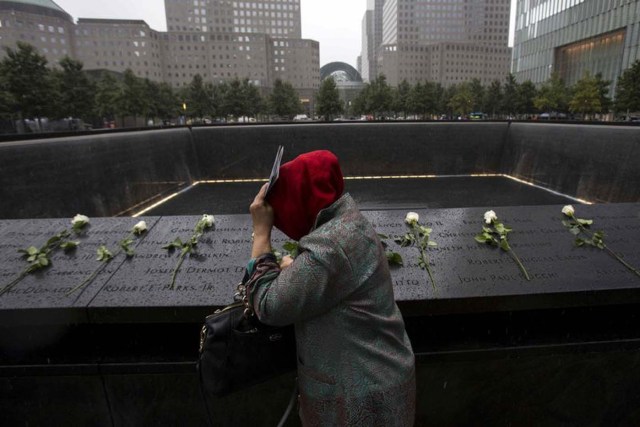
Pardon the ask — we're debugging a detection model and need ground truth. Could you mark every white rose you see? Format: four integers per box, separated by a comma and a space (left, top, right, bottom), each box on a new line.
484, 210, 498, 224
405, 212, 420, 225
561, 205, 575, 217
71, 214, 90, 227
132, 220, 147, 234
202, 214, 215, 228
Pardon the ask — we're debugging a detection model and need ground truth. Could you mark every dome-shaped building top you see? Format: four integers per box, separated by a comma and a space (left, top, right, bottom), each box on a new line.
0, 0, 74, 64
320, 62, 363, 83
0, 0, 72, 21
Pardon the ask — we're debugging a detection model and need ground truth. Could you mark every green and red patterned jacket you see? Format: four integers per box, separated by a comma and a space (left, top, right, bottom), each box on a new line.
247, 194, 416, 426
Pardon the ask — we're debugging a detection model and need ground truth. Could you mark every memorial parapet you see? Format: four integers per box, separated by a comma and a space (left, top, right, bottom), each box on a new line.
0, 204, 639, 327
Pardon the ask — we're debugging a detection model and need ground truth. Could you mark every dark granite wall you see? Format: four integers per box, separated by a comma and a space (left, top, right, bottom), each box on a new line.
190, 122, 509, 179
0, 128, 197, 219
503, 123, 640, 203
1, 121, 640, 215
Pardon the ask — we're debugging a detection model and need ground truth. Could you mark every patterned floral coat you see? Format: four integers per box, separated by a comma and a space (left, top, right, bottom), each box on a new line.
247, 194, 415, 426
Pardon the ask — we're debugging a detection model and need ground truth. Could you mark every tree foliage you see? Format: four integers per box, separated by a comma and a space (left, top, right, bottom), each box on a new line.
269, 79, 301, 119
534, 72, 569, 114
53, 57, 95, 121
484, 80, 502, 118
569, 71, 601, 118
316, 77, 343, 121
0, 42, 54, 120
614, 60, 640, 113
516, 80, 537, 116
448, 82, 474, 116
94, 72, 120, 121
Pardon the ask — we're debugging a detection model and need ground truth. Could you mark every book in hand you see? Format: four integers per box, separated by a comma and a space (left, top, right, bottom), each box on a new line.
266, 145, 284, 195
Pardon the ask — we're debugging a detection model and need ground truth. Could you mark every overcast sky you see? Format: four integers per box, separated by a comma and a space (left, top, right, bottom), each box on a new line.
53, 0, 517, 68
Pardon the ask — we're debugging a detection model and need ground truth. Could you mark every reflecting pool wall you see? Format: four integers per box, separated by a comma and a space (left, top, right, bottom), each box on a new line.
1, 122, 639, 220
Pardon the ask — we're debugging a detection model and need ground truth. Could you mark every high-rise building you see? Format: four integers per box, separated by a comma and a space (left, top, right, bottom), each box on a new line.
370, 0, 512, 86
359, 0, 385, 82
165, 0, 301, 39
0, 0, 319, 106
512, 0, 640, 91
360, 8, 374, 82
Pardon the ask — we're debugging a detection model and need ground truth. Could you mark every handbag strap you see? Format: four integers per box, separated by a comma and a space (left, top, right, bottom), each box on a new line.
234, 269, 254, 318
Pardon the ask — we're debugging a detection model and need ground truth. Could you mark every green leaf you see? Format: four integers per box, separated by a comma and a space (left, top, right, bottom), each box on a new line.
386, 252, 403, 266
427, 241, 438, 247
377, 233, 389, 240
60, 241, 79, 252
569, 227, 581, 236
163, 237, 183, 251
96, 245, 113, 262
500, 239, 510, 251
474, 235, 488, 244
561, 220, 571, 228
27, 246, 39, 256
46, 235, 62, 247
495, 223, 505, 234
282, 241, 299, 253
482, 226, 492, 233
577, 219, 593, 226
575, 238, 585, 247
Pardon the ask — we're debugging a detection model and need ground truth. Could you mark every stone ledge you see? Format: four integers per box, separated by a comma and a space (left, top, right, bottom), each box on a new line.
0, 203, 638, 326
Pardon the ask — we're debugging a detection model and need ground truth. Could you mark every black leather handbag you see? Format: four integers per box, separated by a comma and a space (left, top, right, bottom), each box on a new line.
197, 281, 297, 397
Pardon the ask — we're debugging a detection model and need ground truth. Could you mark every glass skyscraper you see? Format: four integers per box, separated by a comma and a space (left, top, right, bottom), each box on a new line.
512, 0, 640, 90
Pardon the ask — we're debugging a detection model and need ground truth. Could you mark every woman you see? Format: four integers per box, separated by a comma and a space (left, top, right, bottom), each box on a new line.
246, 150, 415, 426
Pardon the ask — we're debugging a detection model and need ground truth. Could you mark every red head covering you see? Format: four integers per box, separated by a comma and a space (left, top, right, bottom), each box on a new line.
267, 150, 344, 241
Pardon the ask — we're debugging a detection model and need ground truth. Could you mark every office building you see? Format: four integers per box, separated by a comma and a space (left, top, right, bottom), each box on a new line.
365, 0, 512, 86
0, 0, 75, 65
512, 0, 640, 91
360, 0, 385, 82
0, 0, 319, 103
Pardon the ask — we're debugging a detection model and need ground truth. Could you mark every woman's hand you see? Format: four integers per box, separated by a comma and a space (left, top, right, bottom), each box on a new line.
280, 255, 294, 270
250, 183, 274, 258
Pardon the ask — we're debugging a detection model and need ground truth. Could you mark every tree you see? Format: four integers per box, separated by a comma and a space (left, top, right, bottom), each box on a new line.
502, 73, 519, 117
534, 72, 570, 115
367, 74, 392, 119
316, 77, 343, 121
392, 79, 412, 118
0, 85, 13, 120
594, 72, 612, 115
95, 72, 120, 123
516, 80, 537, 117
408, 81, 437, 119
614, 60, 640, 114
484, 80, 502, 118
569, 71, 601, 119
269, 79, 301, 119
53, 57, 95, 122
118, 69, 147, 123
448, 82, 474, 117
240, 79, 264, 118
350, 84, 370, 117
158, 82, 180, 122
220, 79, 243, 118
469, 78, 485, 112
184, 74, 214, 120
0, 42, 54, 126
